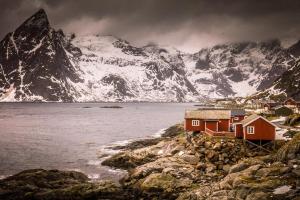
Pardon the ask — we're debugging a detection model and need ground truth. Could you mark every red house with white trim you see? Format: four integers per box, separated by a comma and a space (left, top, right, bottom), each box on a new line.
184, 109, 231, 133
184, 109, 276, 141
184, 109, 246, 137
234, 114, 276, 140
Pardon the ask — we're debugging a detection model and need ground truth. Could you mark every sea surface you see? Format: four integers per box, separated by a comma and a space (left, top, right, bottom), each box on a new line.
0, 103, 194, 180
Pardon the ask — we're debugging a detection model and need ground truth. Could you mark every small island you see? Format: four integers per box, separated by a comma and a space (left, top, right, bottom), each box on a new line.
100, 106, 123, 109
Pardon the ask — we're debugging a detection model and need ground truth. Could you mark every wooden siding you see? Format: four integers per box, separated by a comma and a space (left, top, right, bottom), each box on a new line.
218, 119, 230, 131
231, 116, 245, 123
285, 99, 297, 106
185, 119, 205, 132
185, 119, 231, 132
244, 118, 275, 140
235, 124, 243, 138
205, 121, 218, 131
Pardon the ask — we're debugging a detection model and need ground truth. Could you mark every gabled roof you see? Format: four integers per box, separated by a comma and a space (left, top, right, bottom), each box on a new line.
274, 105, 293, 110
284, 97, 300, 103
231, 109, 245, 116
237, 114, 277, 128
185, 109, 231, 120
264, 102, 281, 107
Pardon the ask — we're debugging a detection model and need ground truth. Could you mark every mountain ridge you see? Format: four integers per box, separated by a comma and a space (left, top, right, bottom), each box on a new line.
0, 9, 299, 102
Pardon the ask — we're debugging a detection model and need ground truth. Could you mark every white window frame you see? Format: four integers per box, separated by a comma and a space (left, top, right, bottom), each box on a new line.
247, 126, 255, 134
192, 120, 200, 127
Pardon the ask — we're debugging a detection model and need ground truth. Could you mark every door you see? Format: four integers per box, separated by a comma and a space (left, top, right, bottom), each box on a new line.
205, 121, 218, 131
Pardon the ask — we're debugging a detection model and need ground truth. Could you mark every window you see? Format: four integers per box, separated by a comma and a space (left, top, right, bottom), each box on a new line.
234, 117, 239, 120
247, 126, 255, 134
192, 120, 200, 126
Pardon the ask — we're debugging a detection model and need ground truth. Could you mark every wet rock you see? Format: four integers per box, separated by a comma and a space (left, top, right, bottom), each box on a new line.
101, 152, 157, 170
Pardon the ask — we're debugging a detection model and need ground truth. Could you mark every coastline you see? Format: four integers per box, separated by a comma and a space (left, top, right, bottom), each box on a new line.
0, 124, 299, 199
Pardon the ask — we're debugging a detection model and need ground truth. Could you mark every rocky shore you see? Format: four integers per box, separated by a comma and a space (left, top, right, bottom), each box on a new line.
1, 124, 299, 200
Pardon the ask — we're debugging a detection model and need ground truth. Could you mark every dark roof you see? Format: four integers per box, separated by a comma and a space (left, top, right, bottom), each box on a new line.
264, 102, 281, 107
286, 97, 300, 102
274, 105, 293, 110
231, 109, 245, 116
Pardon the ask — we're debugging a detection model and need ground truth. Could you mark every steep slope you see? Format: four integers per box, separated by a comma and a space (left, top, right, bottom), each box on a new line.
272, 59, 300, 98
0, 9, 82, 102
0, 9, 299, 102
247, 40, 300, 100
69, 36, 199, 102
183, 40, 293, 98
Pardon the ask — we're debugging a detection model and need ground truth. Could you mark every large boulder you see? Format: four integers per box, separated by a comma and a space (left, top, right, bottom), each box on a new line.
0, 169, 129, 200
276, 133, 300, 162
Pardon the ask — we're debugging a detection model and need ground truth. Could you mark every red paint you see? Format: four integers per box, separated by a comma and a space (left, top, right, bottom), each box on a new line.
185, 119, 231, 132
235, 124, 243, 138
284, 98, 297, 106
205, 121, 218, 131
231, 116, 245, 123
244, 118, 275, 140
219, 119, 230, 131
184, 119, 205, 132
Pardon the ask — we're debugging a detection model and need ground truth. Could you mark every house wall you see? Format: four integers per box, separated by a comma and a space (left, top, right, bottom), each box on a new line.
231, 116, 245, 123
205, 121, 218, 131
235, 124, 243, 138
185, 119, 230, 132
285, 99, 297, 106
219, 119, 230, 131
244, 118, 275, 140
184, 119, 205, 132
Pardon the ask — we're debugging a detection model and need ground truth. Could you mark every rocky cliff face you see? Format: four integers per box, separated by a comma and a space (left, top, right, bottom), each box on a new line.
0, 9, 82, 102
249, 41, 300, 100
184, 40, 295, 97
0, 9, 299, 102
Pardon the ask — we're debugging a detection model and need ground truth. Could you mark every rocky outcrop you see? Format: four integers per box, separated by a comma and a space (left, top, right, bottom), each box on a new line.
102, 126, 272, 199
1, 127, 299, 199
178, 134, 300, 200
0, 169, 131, 200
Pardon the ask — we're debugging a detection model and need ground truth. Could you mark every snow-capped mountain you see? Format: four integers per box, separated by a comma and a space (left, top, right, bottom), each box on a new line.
0, 9, 83, 102
68, 36, 199, 102
183, 40, 295, 98
0, 9, 299, 102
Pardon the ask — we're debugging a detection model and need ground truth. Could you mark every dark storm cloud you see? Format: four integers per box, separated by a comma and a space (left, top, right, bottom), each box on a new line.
1, 0, 300, 52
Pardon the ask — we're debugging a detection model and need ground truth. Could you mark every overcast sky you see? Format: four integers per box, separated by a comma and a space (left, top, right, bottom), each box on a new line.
1, 0, 300, 52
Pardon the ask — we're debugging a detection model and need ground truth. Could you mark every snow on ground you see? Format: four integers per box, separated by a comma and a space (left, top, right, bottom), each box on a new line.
271, 117, 286, 123
229, 79, 258, 97
275, 128, 289, 140
273, 185, 292, 195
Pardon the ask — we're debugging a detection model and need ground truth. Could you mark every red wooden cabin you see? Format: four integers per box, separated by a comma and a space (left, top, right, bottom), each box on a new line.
184, 109, 231, 133
230, 109, 246, 123
234, 114, 276, 141
284, 98, 298, 107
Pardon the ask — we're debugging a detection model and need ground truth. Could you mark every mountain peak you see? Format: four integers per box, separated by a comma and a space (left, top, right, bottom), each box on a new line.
22, 8, 49, 29
288, 40, 300, 57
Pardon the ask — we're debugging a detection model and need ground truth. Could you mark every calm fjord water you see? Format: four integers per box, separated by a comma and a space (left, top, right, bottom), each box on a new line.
0, 103, 194, 180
